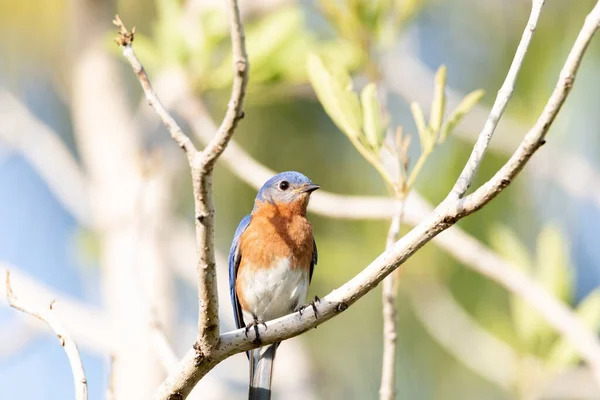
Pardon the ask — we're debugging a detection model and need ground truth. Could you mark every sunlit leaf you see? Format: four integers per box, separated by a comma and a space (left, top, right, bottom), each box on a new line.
429, 65, 446, 135
546, 289, 600, 367
361, 83, 385, 149
307, 54, 362, 139
439, 89, 485, 142
410, 102, 430, 153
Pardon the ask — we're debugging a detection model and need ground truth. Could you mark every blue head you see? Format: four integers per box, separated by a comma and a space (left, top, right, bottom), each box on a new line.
254, 171, 319, 210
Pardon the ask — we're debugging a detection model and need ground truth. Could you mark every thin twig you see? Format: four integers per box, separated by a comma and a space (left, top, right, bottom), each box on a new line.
154, 2, 600, 397
5, 271, 88, 400
449, 0, 545, 199
113, 16, 198, 163
380, 200, 405, 400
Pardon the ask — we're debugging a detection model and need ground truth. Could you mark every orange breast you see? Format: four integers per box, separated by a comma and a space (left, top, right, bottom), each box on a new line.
238, 201, 314, 272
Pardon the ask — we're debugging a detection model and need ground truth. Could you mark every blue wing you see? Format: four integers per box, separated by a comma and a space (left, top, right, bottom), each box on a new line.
310, 237, 318, 283
229, 214, 252, 331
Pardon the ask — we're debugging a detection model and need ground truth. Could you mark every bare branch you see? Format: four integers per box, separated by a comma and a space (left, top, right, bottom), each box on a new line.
380, 201, 404, 400
449, 0, 545, 199
154, 2, 600, 396
115, 0, 248, 360
5, 271, 88, 400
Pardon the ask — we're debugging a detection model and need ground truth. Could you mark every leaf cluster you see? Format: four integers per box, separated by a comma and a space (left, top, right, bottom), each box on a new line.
307, 54, 483, 196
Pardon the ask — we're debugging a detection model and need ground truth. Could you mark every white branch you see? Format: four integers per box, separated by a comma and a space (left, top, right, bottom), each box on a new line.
5, 271, 88, 400
449, 0, 545, 199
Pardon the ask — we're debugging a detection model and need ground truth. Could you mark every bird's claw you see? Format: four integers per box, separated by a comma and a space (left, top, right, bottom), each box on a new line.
298, 295, 321, 319
244, 318, 265, 345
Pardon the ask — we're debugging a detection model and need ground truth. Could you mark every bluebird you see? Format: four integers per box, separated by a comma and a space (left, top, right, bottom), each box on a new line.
229, 171, 320, 400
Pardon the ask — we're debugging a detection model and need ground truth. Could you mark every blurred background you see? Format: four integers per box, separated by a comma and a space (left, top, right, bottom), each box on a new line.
1, 0, 600, 399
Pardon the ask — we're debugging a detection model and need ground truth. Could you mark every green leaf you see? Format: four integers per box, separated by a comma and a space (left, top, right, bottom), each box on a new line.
410, 102, 431, 153
439, 89, 485, 142
429, 65, 446, 135
360, 83, 385, 149
546, 289, 600, 367
536, 224, 572, 304
307, 54, 362, 139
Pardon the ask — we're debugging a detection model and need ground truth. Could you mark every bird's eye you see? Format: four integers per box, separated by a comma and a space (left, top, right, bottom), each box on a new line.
279, 181, 289, 190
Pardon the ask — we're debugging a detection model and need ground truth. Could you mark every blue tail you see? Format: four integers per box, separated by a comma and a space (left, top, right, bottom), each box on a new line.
248, 343, 278, 400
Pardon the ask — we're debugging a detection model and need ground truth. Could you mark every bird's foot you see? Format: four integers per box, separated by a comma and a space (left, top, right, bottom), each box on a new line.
244, 318, 267, 345
298, 295, 320, 319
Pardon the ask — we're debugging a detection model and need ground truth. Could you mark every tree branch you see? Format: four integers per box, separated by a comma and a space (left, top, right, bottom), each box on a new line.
154, 2, 600, 397
5, 271, 88, 400
449, 0, 545, 199
114, 0, 248, 378
380, 201, 404, 400
113, 16, 198, 162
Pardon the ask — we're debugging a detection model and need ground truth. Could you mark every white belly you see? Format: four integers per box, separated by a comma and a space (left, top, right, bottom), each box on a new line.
238, 257, 309, 323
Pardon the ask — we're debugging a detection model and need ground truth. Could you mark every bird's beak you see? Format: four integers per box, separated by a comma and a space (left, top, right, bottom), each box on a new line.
300, 184, 320, 193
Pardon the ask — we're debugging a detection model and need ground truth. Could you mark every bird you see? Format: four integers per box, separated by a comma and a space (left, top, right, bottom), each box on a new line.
229, 171, 320, 400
